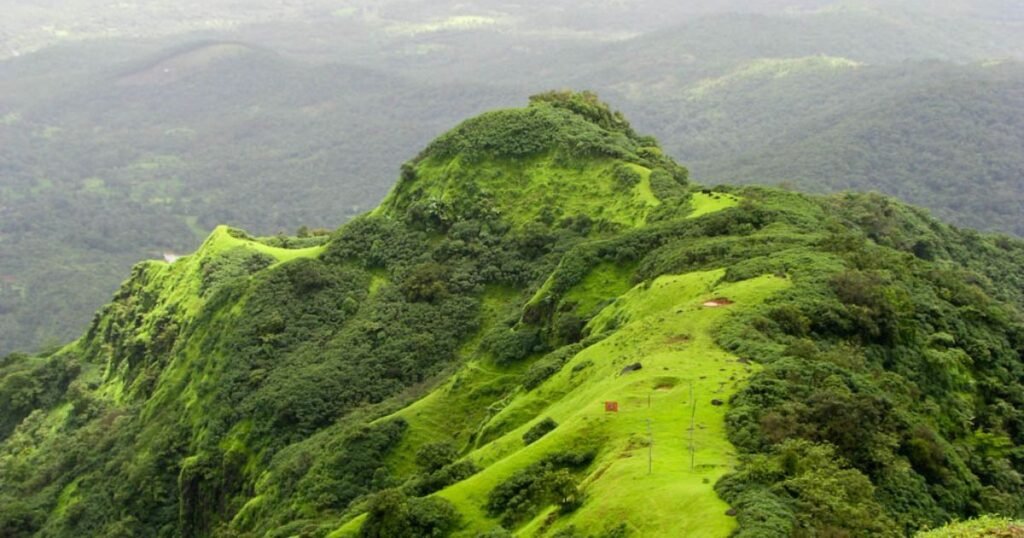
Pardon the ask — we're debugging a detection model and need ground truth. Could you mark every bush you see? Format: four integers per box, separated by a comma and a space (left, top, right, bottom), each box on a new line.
528, 91, 633, 133
551, 525, 629, 538
0, 496, 44, 538
410, 460, 479, 497
521, 344, 584, 391
484, 327, 545, 365
416, 442, 459, 473
485, 451, 593, 526
554, 314, 586, 344
648, 169, 686, 202
613, 164, 641, 190
522, 417, 558, 445
475, 528, 513, 538
522, 358, 562, 391
298, 419, 408, 511
401, 262, 449, 302
717, 440, 899, 536
360, 489, 460, 538
916, 516, 1024, 538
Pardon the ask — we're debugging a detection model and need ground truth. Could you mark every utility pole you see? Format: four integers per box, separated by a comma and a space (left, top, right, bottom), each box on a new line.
689, 380, 696, 472
647, 417, 653, 475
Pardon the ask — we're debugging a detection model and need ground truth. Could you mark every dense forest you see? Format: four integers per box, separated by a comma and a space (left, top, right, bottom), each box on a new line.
0, 42, 519, 354
2, 94, 1023, 537
2, 1, 1024, 355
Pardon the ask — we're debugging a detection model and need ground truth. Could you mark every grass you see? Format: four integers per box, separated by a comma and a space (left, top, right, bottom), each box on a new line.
687, 191, 740, 219
468, 270, 788, 537
381, 153, 662, 230
328, 514, 366, 538
562, 262, 636, 318
368, 271, 389, 298
382, 285, 525, 476
198, 225, 326, 264
916, 516, 1024, 537
327, 179, 757, 537
52, 477, 81, 519
332, 268, 789, 537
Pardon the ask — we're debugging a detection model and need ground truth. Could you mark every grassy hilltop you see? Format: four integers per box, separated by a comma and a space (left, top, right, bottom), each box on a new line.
2, 93, 1024, 537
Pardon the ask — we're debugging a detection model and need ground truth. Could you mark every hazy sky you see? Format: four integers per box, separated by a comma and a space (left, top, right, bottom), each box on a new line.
7, 0, 1008, 59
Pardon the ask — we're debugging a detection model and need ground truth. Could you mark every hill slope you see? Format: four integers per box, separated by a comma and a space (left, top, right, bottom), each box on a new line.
2, 95, 1024, 537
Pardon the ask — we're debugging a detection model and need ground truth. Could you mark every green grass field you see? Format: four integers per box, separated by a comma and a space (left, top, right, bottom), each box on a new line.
331, 266, 789, 537
196, 225, 327, 264
380, 154, 662, 230
687, 191, 740, 219
322, 182, 777, 537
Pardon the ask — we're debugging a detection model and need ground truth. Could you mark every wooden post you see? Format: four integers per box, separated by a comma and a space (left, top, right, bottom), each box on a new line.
689, 380, 697, 471
647, 418, 653, 475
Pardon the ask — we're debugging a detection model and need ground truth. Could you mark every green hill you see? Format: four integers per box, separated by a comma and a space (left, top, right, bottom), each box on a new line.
2, 95, 1024, 537
6, 3, 1024, 358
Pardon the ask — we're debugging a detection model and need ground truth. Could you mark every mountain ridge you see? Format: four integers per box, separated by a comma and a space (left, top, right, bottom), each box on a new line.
2, 95, 1024, 537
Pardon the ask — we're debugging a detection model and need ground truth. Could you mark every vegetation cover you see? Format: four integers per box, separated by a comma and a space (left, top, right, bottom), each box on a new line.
2, 94, 1024, 537
917, 516, 1024, 538
5, 3, 1024, 359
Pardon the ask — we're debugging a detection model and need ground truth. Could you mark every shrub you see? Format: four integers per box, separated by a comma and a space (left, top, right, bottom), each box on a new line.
528, 90, 633, 133
298, 419, 408, 511
522, 418, 558, 445
717, 440, 899, 536
360, 489, 460, 538
916, 516, 1024, 538
522, 344, 584, 391
416, 442, 459, 473
401, 262, 449, 302
648, 169, 685, 202
486, 451, 593, 526
0, 496, 44, 538
613, 164, 641, 190
522, 358, 563, 391
554, 314, 586, 344
475, 528, 513, 538
410, 460, 479, 496
484, 327, 545, 365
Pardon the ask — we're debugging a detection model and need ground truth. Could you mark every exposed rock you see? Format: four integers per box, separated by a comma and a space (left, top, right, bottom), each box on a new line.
620, 362, 643, 375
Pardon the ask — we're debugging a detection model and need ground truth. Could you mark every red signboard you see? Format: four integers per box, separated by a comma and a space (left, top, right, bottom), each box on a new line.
605, 401, 619, 413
